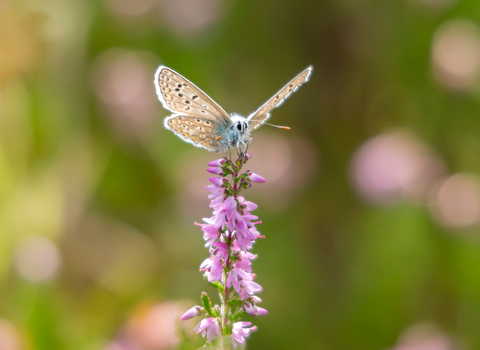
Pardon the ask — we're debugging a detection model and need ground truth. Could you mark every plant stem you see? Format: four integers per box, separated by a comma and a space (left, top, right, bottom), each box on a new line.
220, 156, 244, 340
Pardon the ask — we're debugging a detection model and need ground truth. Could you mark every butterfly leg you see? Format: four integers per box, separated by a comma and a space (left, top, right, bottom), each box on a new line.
235, 140, 242, 157
244, 138, 252, 154
221, 143, 231, 160
238, 140, 249, 155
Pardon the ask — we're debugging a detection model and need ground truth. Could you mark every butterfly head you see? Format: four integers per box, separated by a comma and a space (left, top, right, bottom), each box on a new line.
235, 120, 248, 133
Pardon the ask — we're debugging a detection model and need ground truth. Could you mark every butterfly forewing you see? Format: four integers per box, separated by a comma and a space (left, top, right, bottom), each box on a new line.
248, 66, 313, 131
155, 66, 232, 127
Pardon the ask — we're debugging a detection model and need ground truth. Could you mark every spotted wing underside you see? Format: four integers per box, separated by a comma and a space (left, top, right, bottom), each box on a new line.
155, 66, 233, 151
155, 66, 232, 126
248, 66, 313, 131
163, 114, 224, 151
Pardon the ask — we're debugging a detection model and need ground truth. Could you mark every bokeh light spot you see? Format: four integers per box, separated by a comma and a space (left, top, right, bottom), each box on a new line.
0, 319, 21, 350
351, 130, 444, 205
157, 0, 225, 36
429, 173, 480, 229
392, 323, 455, 350
91, 49, 160, 138
13, 235, 60, 282
432, 19, 480, 90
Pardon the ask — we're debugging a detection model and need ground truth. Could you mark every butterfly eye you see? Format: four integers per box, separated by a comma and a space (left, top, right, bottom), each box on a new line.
236, 123, 242, 131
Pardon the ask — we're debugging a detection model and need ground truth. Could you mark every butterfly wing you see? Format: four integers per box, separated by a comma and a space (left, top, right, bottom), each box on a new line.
247, 66, 313, 131
164, 114, 226, 152
155, 66, 233, 127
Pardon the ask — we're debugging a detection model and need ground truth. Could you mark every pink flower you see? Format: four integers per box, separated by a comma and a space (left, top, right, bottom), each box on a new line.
214, 196, 236, 229
196, 218, 221, 246
247, 172, 265, 183
209, 177, 227, 187
231, 322, 257, 348
227, 268, 261, 298
207, 167, 224, 175
245, 303, 267, 316
238, 196, 258, 212
233, 251, 256, 272
194, 317, 221, 343
202, 224, 220, 246
212, 241, 229, 261
239, 280, 262, 299
207, 158, 227, 167
200, 257, 223, 282
193, 156, 267, 347
181, 306, 202, 320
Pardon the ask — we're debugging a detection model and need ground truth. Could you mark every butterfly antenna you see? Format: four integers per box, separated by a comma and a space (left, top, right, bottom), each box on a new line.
216, 123, 235, 141
258, 121, 291, 130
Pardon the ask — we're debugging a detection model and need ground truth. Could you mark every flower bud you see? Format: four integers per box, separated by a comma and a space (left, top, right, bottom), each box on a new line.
207, 158, 226, 167
180, 306, 202, 320
247, 172, 265, 183
209, 177, 227, 187
207, 167, 224, 175
250, 296, 262, 303
245, 304, 267, 316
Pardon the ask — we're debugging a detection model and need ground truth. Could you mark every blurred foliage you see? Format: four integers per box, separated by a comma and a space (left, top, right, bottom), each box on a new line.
1, 0, 480, 349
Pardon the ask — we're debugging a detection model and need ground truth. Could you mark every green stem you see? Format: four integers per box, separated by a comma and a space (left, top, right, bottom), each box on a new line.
220, 155, 245, 341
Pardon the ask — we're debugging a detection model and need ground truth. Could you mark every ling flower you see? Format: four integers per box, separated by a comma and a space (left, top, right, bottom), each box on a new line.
180, 153, 266, 348
232, 322, 257, 349
194, 317, 221, 343
181, 306, 202, 320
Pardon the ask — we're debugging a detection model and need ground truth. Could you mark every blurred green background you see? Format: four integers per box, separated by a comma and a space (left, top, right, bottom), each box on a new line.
2, 0, 480, 349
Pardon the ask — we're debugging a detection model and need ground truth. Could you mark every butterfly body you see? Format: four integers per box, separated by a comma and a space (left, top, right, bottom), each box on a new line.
155, 65, 313, 154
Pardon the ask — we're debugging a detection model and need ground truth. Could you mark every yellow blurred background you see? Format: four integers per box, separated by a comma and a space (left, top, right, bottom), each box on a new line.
1, 0, 480, 349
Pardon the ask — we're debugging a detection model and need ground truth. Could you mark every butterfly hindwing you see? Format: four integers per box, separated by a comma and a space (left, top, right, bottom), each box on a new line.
248, 66, 313, 131
164, 114, 226, 151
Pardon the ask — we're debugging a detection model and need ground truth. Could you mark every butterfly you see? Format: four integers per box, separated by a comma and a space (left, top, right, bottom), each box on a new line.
154, 65, 313, 156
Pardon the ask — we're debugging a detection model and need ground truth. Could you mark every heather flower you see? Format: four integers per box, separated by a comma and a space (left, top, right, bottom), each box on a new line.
181, 153, 267, 348
207, 158, 227, 167
209, 177, 227, 187
194, 317, 221, 343
200, 257, 223, 282
247, 172, 266, 183
231, 322, 257, 349
207, 167, 224, 175
181, 306, 202, 320
245, 303, 268, 316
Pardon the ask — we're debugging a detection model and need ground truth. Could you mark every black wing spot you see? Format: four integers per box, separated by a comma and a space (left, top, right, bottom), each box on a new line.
186, 121, 192, 125
205, 121, 211, 125
185, 106, 190, 111
275, 95, 279, 99
177, 84, 182, 88
289, 84, 293, 87
201, 110, 205, 113
178, 116, 183, 120
178, 94, 183, 97
196, 119, 201, 122
174, 88, 180, 91
185, 100, 191, 104
203, 105, 208, 109
192, 95, 198, 100
183, 83, 187, 86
